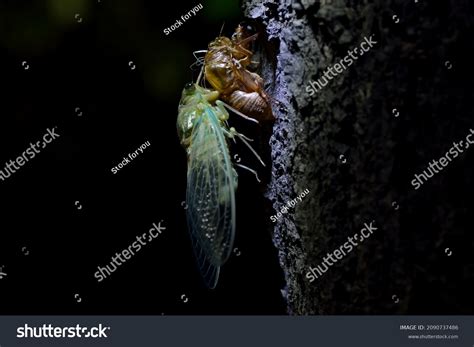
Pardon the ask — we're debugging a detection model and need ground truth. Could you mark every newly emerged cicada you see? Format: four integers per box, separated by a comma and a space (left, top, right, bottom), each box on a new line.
203, 23, 275, 122
177, 77, 264, 288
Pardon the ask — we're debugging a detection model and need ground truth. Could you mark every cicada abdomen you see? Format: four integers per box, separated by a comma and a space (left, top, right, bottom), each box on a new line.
226, 89, 272, 121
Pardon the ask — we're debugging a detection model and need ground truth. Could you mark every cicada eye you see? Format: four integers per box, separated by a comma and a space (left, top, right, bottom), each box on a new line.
185, 82, 195, 91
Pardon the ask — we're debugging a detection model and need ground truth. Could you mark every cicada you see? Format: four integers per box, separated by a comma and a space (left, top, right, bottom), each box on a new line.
203, 24, 275, 122
177, 78, 264, 288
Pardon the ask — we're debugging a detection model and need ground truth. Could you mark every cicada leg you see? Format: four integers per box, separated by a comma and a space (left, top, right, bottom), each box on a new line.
191, 50, 208, 84
234, 163, 261, 182
191, 51, 207, 69
221, 126, 265, 168
190, 57, 205, 71
223, 126, 265, 183
192, 50, 208, 60
216, 100, 259, 124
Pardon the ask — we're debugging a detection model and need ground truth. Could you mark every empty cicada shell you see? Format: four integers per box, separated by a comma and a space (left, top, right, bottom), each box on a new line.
204, 24, 274, 121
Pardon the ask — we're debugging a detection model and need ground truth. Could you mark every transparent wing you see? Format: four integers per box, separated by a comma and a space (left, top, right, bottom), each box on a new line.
186, 107, 236, 287
187, 227, 220, 289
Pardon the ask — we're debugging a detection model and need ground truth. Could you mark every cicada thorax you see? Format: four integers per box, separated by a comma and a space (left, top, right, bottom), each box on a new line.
177, 83, 223, 151
204, 31, 274, 121
204, 45, 239, 93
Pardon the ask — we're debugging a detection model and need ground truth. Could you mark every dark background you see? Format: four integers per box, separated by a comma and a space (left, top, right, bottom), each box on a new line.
0, 0, 286, 314
0, 0, 473, 316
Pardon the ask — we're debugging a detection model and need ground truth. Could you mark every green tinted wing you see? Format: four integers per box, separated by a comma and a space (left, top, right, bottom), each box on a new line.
186, 106, 236, 287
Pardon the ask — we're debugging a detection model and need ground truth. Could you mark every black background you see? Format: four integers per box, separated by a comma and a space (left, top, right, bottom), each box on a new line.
0, 0, 286, 314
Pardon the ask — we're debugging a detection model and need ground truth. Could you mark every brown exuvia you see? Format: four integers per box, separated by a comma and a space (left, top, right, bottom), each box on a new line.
204, 24, 274, 121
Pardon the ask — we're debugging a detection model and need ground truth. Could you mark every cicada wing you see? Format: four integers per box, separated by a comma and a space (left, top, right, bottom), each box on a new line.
186, 107, 236, 283
187, 222, 220, 289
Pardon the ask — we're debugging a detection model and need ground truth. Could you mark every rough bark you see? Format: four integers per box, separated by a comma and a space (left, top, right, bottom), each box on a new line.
243, 0, 474, 314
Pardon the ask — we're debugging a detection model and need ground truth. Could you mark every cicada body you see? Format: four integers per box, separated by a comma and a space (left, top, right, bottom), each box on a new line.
203, 26, 274, 121
177, 82, 238, 288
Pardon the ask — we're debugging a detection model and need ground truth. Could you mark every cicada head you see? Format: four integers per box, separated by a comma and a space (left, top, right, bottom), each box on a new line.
179, 83, 218, 107
179, 82, 198, 105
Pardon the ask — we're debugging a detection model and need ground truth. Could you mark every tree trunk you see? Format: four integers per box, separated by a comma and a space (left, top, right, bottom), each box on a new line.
243, 0, 474, 314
